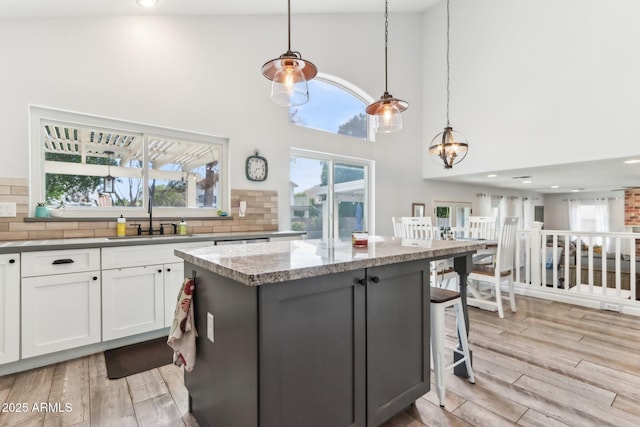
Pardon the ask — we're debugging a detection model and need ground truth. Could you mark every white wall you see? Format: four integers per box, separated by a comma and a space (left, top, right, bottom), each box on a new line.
0, 13, 547, 235
422, 0, 640, 179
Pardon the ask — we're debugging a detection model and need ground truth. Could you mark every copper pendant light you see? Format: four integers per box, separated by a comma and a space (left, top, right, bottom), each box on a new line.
366, 0, 408, 134
261, 0, 318, 107
429, 0, 468, 169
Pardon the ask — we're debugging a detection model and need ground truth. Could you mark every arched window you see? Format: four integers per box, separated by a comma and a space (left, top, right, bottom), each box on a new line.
289, 74, 375, 141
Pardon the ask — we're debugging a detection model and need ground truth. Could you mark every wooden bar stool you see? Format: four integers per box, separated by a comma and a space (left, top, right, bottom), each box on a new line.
430, 287, 475, 407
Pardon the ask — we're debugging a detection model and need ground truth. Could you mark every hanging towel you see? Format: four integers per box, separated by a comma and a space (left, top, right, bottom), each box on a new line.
167, 277, 198, 372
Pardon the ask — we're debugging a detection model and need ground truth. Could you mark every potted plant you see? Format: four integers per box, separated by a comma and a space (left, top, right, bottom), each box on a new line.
34, 202, 49, 218
49, 201, 65, 217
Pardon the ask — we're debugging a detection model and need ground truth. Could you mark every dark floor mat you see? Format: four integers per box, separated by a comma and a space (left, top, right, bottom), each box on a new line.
104, 337, 173, 379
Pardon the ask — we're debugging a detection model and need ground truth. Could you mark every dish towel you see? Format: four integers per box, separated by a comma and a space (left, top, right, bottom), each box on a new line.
167, 277, 198, 372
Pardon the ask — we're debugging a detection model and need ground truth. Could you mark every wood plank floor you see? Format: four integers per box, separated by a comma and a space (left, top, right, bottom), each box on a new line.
1, 295, 640, 426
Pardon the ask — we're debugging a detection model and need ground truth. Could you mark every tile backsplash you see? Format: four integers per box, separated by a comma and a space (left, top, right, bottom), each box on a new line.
0, 177, 277, 241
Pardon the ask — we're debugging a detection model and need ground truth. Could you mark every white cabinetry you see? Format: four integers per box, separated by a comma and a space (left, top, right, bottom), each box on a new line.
0, 254, 20, 364
102, 242, 212, 339
102, 265, 164, 340
21, 249, 101, 358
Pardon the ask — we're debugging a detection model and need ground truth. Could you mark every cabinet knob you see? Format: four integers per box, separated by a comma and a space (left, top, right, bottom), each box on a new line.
9, 259, 15, 264
92, 276, 98, 281
369, 276, 380, 283
166, 268, 171, 272
355, 278, 366, 286
158, 269, 163, 273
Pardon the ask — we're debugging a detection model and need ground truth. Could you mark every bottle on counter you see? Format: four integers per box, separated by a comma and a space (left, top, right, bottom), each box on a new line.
178, 218, 187, 235
117, 215, 126, 237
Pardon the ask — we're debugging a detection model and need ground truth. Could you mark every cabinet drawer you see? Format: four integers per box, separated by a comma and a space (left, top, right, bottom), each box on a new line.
22, 249, 100, 277
102, 242, 213, 269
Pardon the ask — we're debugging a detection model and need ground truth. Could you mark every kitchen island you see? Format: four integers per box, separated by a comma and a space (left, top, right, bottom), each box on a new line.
175, 236, 485, 427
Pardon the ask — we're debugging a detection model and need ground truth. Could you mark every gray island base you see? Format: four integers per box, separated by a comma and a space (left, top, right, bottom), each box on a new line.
175, 236, 484, 427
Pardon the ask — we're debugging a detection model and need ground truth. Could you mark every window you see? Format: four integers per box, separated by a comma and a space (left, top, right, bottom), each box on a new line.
567, 198, 610, 247
290, 148, 374, 239
29, 106, 229, 218
289, 74, 375, 141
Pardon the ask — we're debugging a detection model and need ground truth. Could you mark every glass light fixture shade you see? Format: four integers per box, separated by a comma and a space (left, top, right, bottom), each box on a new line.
428, 126, 469, 169
262, 52, 317, 107
104, 175, 116, 193
366, 93, 409, 134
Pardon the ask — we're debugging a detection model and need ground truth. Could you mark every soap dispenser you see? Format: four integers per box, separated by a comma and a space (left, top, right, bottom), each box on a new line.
178, 218, 187, 235
117, 215, 126, 237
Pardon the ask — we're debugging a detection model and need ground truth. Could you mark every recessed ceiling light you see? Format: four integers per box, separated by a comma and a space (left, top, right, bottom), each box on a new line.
624, 159, 640, 164
571, 189, 582, 192
522, 180, 532, 184
487, 174, 497, 178
551, 185, 559, 189
137, 0, 158, 7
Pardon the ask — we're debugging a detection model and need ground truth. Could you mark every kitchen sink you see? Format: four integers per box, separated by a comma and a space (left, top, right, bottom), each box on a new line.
107, 234, 198, 240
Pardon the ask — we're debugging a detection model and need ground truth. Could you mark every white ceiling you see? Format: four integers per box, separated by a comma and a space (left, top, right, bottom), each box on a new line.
0, 0, 440, 17
3, 0, 638, 195
428, 156, 640, 195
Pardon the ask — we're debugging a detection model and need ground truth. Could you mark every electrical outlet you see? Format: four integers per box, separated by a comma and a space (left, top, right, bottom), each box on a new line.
207, 312, 214, 342
239, 200, 247, 217
0, 202, 16, 217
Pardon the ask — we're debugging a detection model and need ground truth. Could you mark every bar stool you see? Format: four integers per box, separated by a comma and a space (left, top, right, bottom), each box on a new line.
430, 287, 475, 407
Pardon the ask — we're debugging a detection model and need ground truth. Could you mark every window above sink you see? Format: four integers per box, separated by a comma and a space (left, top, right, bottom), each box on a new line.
29, 105, 229, 219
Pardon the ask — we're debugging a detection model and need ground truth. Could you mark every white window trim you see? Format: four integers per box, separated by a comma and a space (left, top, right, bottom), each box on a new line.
28, 105, 230, 218
290, 147, 376, 237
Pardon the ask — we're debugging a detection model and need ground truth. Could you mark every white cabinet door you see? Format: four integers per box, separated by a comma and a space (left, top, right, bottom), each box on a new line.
164, 262, 185, 328
22, 271, 101, 358
0, 254, 20, 364
102, 265, 164, 340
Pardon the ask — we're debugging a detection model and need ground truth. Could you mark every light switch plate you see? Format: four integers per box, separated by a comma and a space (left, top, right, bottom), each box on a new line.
207, 312, 214, 342
239, 200, 247, 217
0, 202, 16, 217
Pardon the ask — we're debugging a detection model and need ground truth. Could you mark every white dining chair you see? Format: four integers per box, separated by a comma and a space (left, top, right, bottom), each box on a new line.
394, 217, 458, 290
466, 217, 519, 318
467, 216, 498, 240
400, 216, 434, 239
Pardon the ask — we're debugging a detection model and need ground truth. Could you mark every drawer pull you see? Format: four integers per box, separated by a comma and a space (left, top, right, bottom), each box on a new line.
9, 259, 15, 264
52, 258, 75, 265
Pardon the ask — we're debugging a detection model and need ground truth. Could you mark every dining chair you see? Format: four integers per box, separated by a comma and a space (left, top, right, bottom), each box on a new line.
466, 216, 519, 318
394, 217, 458, 290
391, 217, 403, 238
400, 216, 434, 239
430, 287, 475, 407
467, 216, 498, 240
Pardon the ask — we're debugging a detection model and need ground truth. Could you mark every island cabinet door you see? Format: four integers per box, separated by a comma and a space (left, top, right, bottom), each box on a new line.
259, 269, 367, 427
366, 260, 430, 426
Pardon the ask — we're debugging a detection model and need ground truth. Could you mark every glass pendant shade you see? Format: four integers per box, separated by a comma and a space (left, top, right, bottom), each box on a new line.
428, 126, 469, 169
267, 56, 312, 106
367, 99, 404, 133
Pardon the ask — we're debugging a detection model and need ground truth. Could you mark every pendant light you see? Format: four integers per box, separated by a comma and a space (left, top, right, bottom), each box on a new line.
366, 0, 408, 134
261, 0, 318, 107
429, 0, 468, 169
103, 151, 116, 194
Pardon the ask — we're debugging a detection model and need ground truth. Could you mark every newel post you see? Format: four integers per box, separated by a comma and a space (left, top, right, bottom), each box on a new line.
529, 221, 543, 286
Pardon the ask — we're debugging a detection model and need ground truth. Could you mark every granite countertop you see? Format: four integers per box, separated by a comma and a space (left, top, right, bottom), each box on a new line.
175, 236, 487, 286
0, 230, 304, 254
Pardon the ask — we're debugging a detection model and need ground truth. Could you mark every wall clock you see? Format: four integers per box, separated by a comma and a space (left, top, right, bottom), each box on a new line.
245, 149, 268, 182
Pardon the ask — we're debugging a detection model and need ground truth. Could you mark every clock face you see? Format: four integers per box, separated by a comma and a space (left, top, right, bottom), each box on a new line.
246, 155, 268, 181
